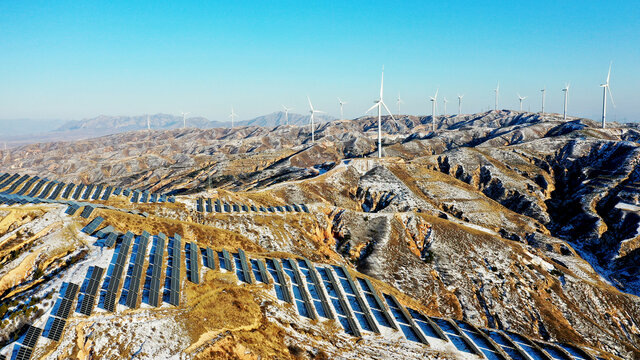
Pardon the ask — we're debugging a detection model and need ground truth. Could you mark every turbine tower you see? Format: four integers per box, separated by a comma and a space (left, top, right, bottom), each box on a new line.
181, 112, 190, 128
600, 62, 615, 129
338, 98, 347, 120
443, 97, 448, 117
457, 94, 464, 115
282, 105, 293, 125
396, 94, 404, 115
366, 66, 395, 158
562, 83, 570, 121
307, 96, 324, 143
429, 89, 438, 132
494, 82, 500, 111
517, 93, 527, 111
229, 107, 238, 128
540, 88, 546, 115
147, 114, 150, 130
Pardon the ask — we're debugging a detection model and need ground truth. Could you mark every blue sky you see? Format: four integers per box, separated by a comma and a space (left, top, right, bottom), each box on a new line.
0, 1, 638, 123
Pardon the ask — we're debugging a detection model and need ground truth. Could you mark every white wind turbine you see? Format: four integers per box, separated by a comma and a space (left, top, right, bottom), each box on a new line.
181, 112, 190, 128
338, 98, 347, 120
282, 105, 293, 125
600, 62, 615, 129
517, 93, 527, 111
429, 89, 439, 132
457, 94, 464, 115
443, 97, 448, 117
494, 82, 500, 110
562, 83, 570, 121
229, 107, 238, 128
396, 94, 404, 115
147, 114, 150, 130
307, 96, 324, 143
366, 66, 396, 158
540, 88, 546, 115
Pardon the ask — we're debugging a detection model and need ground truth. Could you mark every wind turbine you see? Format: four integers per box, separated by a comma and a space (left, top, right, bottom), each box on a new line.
562, 83, 570, 121
457, 94, 464, 115
307, 96, 324, 143
443, 97, 448, 117
282, 105, 293, 125
517, 93, 527, 111
338, 98, 347, 120
494, 82, 500, 111
366, 66, 395, 158
229, 107, 238, 128
540, 88, 546, 115
181, 112, 190, 128
146, 114, 151, 130
396, 94, 404, 115
429, 89, 439, 132
600, 62, 615, 129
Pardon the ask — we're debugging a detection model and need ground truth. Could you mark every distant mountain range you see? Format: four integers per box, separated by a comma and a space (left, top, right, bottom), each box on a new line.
0, 111, 336, 147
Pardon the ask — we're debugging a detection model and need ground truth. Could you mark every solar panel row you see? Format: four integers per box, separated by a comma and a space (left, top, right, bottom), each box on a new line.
202, 247, 216, 270
383, 293, 429, 345
45, 316, 66, 342
121, 232, 149, 309
22, 325, 42, 349
79, 205, 95, 218
81, 184, 94, 200
146, 233, 166, 307
281, 259, 317, 320
164, 236, 181, 306
197, 199, 310, 214
91, 184, 103, 200
265, 258, 292, 303
72, 184, 84, 199
15, 176, 39, 195
102, 232, 134, 312
61, 183, 75, 199
65, 204, 80, 216
104, 232, 118, 247
237, 249, 253, 284
316, 266, 361, 336
14, 345, 34, 360
297, 259, 333, 320
94, 225, 115, 239
328, 268, 380, 333
38, 181, 56, 198
48, 182, 65, 200
81, 216, 104, 234
186, 242, 200, 284
27, 179, 47, 197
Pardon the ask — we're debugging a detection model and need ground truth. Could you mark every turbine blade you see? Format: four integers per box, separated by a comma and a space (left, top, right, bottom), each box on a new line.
606, 61, 612, 84
367, 103, 379, 113
381, 101, 396, 121
608, 86, 616, 108
380, 68, 384, 100
307, 96, 314, 111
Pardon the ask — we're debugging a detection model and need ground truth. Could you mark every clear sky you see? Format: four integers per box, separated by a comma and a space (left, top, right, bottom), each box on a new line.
1, 1, 638, 123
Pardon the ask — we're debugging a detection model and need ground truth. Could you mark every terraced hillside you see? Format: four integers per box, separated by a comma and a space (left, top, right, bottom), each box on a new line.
0, 111, 638, 359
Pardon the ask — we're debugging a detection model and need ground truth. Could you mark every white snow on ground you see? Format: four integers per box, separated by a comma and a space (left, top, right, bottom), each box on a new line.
615, 202, 640, 212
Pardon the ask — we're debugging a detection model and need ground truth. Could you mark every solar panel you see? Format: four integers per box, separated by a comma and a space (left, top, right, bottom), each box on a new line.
81, 216, 104, 234
186, 242, 200, 284
232, 204, 240, 212
14, 346, 33, 360
293, 204, 301, 212
0, 174, 19, 188
196, 198, 203, 212
89, 185, 102, 200
250, 205, 258, 212
3, 174, 29, 193
223, 203, 230, 212
61, 183, 75, 199
64, 283, 79, 299
140, 191, 148, 203
167, 196, 176, 203
72, 183, 84, 199
275, 206, 283, 212
78, 295, 96, 316
38, 181, 56, 198
267, 207, 274, 213
101, 186, 113, 201
112, 187, 122, 196
284, 205, 292, 212
205, 199, 212, 212
384, 293, 429, 344
104, 232, 118, 247
79, 205, 95, 218
241, 205, 248, 212
149, 193, 157, 203
158, 194, 166, 203
65, 204, 79, 216
122, 188, 130, 196
22, 325, 42, 349
46, 317, 66, 341
255, 258, 270, 284
94, 225, 115, 238
299, 259, 333, 320
237, 249, 253, 284
81, 184, 94, 199
48, 182, 65, 199
130, 191, 139, 203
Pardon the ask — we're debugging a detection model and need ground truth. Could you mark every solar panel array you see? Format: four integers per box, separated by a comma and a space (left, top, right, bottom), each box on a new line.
81, 216, 104, 234
72, 183, 84, 199
332, 268, 380, 332
236, 249, 253, 284
13, 325, 42, 360
140, 191, 149, 203
265, 258, 292, 303
15, 176, 39, 195
315, 266, 360, 336
44, 282, 79, 342
94, 225, 115, 239
27, 179, 47, 197
61, 183, 75, 199
297, 259, 333, 319
281, 259, 316, 319
196, 198, 310, 214
3, 174, 29, 194
38, 181, 56, 198
65, 204, 80, 216
218, 249, 232, 271
201, 247, 216, 270
48, 182, 65, 200
120, 231, 149, 309
144, 233, 166, 307
91, 184, 104, 200
101, 231, 134, 312
506, 331, 557, 360
186, 242, 200, 284
77, 266, 105, 316
383, 293, 429, 345
163, 235, 181, 306
406, 307, 449, 342
455, 321, 508, 360
81, 184, 94, 200
355, 276, 395, 331
250, 258, 270, 284
79, 205, 95, 218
